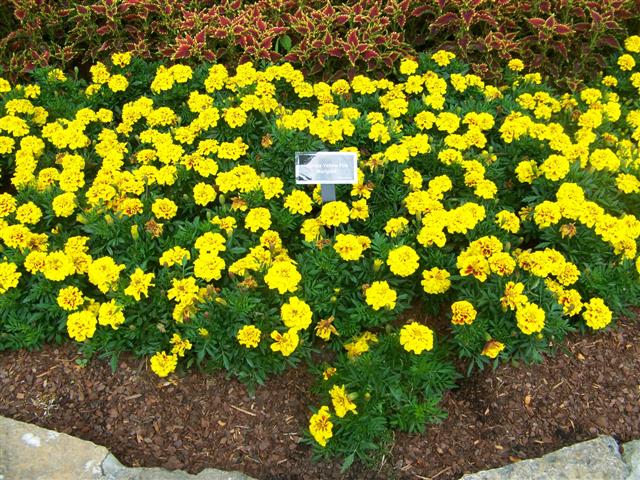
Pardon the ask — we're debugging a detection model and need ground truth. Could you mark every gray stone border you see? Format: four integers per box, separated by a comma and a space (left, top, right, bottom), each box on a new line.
461, 435, 639, 480
0, 416, 254, 480
2, 415, 639, 479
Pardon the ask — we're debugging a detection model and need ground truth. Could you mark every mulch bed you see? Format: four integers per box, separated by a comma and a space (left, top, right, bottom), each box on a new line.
1, 314, 639, 480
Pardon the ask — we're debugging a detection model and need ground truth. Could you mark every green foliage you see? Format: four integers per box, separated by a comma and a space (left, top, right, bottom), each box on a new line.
1, 0, 639, 89
0, 46, 640, 467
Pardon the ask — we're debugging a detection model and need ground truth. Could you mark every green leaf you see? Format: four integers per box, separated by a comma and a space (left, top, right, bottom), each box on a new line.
280, 35, 292, 52
340, 452, 356, 473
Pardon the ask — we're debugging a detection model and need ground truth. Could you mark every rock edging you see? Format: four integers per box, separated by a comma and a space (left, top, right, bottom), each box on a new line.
461, 435, 639, 480
0, 416, 254, 480
2, 415, 640, 480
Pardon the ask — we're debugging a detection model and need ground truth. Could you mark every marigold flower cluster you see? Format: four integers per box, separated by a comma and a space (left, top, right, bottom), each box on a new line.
1, 44, 639, 454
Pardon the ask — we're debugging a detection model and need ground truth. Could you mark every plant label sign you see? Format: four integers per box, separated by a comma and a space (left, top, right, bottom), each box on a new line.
295, 152, 358, 202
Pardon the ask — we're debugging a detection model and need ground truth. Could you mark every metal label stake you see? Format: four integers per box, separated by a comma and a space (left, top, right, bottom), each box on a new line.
320, 184, 336, 202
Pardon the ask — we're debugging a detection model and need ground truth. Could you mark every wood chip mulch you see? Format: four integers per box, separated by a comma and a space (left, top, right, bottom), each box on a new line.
1, 314, 639, 480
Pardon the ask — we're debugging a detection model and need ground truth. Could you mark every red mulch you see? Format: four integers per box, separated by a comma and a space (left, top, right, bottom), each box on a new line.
1, 314, 639, 480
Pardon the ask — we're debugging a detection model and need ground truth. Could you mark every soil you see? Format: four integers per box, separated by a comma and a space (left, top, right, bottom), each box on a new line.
1, 314, 639, 480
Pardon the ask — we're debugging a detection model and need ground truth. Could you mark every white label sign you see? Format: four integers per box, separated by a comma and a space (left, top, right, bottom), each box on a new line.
295, 152, 358, 185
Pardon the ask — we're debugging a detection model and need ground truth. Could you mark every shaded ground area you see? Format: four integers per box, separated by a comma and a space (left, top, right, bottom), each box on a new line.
1, 315, 639, 480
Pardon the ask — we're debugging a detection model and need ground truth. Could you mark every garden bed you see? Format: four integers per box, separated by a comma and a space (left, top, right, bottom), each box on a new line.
1, 32, 640, 473
1, 311, 638, 480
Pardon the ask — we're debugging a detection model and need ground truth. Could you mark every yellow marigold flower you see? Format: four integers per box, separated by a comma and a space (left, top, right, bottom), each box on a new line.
0, 77, 11, 92
15, 202, 42, 225
270, 329, 299, 356
194, 254, 225, 282
111, 52, 132, 67
170, 64, 193, 83
516, 302, 545, 335
333, 233, 369, 261
90, 62, 110, 84
399, 321, 434, 354
67, 310, 97, 342
0, 261, 21, 294
152, 198, 178, 220
508, 59, 524, 72
344, 331, 378, 358
315, 316, 338, 341
540, 154, 570, 181
150, 351, 178, 378
47, 68, 67, 81
224, 107, 247, 128
87, 256, 125, 293
167, 276, 199, 304
589, 148, 620, 171
456, 252, 490, 282
384, 217, 409, 238
403, 167, 423, 190
495, 210, 520, 233
281, 296, 313, 331
400, 58, 419, 75
582, 298, 612, 330
245, 207, 271, 232
431, 50, 456, 67
387, 245, 419, 277
365, 280, 397, 310
0, 193, 16, 217
351, 75, 377, 95
195, 232, 227, 255
616, 173, 640, 193
435, 112, 460, 134
24, 85, 40, 98
309, 406, 333, 447
260, 230, 282, 251
481, 340, 505, 359
237, 325, 262, 348
43, 251, 75, 282
160, 246, 191, 268
300, 218, 322, 242
0, 135, 14, 155
124, 268, 155, 301
170, 333, 192, 357
23, 251, 47, 274
107, 74, 128, 92
515, 160, 539, 183
421, 267, 451, 294
618, 54, 635, 71
534, 201, 562, 228
556, 262, 580, 286
284, 190, 313, 215
624, 35, 640, 53
488, 252, 516, 276
451, 300, 477, 325
57, 286, 84, 311
474, 179, 497, 199
261, 177, 284, 200
556, 288, 583, 316
264, 260, 301, 294
369, 122, 391, 143
98, 300, 125, 330
211, 215, 236, 235
319, 201, 350, 227
322, 367, 337, 380
501, 281, 528, 311
349, 198, 369, 220
330, 384, 357, 417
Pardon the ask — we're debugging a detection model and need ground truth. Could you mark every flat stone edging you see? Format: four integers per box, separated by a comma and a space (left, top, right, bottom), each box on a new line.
461, 435, 640, 480
1, 415, 639, 479
0, 416, 254, 480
